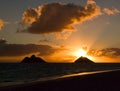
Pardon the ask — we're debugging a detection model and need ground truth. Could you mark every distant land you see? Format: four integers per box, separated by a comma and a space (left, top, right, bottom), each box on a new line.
21, 55, 94, 63
21, 55, 46, 63
75, 56, 94, 63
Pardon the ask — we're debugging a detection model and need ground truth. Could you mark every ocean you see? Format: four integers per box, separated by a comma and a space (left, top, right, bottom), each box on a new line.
0, 63, 120, 87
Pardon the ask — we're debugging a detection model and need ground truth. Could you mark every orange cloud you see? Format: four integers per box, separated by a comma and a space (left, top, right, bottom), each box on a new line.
103, 8, 120, 15
88, 48, 120, 58
21, 0, 101, 34
21, 8, 41, 25
0, 19, 4, 30
0, 19, 10, 31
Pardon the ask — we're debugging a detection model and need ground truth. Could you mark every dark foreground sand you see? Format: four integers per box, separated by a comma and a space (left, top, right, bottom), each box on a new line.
0, 70, 120, 91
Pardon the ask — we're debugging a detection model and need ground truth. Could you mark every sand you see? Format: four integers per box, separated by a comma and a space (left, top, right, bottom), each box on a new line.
0, 70, 120, 91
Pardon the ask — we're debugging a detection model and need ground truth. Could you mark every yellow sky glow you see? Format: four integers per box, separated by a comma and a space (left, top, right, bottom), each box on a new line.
72, 48, 95, 61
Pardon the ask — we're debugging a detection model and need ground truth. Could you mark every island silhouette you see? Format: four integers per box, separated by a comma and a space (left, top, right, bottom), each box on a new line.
21, 55, 46, 63
75, 56, 94, 63
21, 55, 94, 63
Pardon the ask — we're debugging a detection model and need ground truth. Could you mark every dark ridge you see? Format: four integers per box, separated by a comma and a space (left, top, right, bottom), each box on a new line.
75, 56, 94, 63
21, 55, 46, 63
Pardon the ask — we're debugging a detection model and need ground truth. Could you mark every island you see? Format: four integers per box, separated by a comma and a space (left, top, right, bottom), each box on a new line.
21, 55, 94, 64
75, 56, 94, 63
21, 55, 46, 63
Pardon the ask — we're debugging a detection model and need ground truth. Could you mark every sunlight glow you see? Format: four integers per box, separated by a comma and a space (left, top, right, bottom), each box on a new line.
74, 49, 87, 58
73, 49, 94, 61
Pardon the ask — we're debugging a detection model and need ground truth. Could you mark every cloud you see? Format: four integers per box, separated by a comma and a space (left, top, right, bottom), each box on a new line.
21, 8, 41, 25
88, 48, 120, 58
103, 8, 120, 15
0, 19, 4, 30
0, 38, 6, 44
0, 19, 10, 31
0, 39, 74, 62
55, 31, 73, 40
0, 39, 56, 57
21, 0, 101, 34
39, 39, 50, 43
39, 39, 52, 45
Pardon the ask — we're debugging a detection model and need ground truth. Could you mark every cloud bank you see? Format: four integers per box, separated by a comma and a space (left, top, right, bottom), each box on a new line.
21, 0, 101, 34
88, 48, 120, 58
0, 39, 56, 57
0, 39, 74, 62
103, 8, 120, 15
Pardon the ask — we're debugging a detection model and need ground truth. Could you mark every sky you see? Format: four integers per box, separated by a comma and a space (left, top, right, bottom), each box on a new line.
0, 0, 120, 63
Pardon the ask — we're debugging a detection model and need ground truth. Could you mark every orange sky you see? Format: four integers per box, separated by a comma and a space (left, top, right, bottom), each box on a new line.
0, 0, 120, 63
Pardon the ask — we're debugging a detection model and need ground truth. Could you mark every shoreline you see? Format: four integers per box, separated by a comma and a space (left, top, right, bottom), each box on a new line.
1, 69, 120, 91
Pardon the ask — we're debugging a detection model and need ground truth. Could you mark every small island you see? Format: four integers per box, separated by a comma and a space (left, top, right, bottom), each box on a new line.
21, 55, 94, 64
75, 56, 94, 64
21, 55, 46, 63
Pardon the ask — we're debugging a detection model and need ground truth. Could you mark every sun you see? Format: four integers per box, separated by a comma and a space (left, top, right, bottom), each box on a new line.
73, 49, 94, 60
74, 49, 88, 58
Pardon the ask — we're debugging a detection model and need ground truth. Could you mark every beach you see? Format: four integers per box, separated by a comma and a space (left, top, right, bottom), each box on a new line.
1, 69, 120, 91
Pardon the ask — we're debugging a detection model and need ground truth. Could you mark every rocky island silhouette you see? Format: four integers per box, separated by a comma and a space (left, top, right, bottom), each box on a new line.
21, 55, 46, 63
75, 56, 94, 64
21, 55, 94, 63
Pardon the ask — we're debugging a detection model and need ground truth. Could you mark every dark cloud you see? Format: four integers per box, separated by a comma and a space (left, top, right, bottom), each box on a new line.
0, 39, 55, 56
88, 48, 120, 58
21, 0, 101, 34
0, 39, 7, 44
